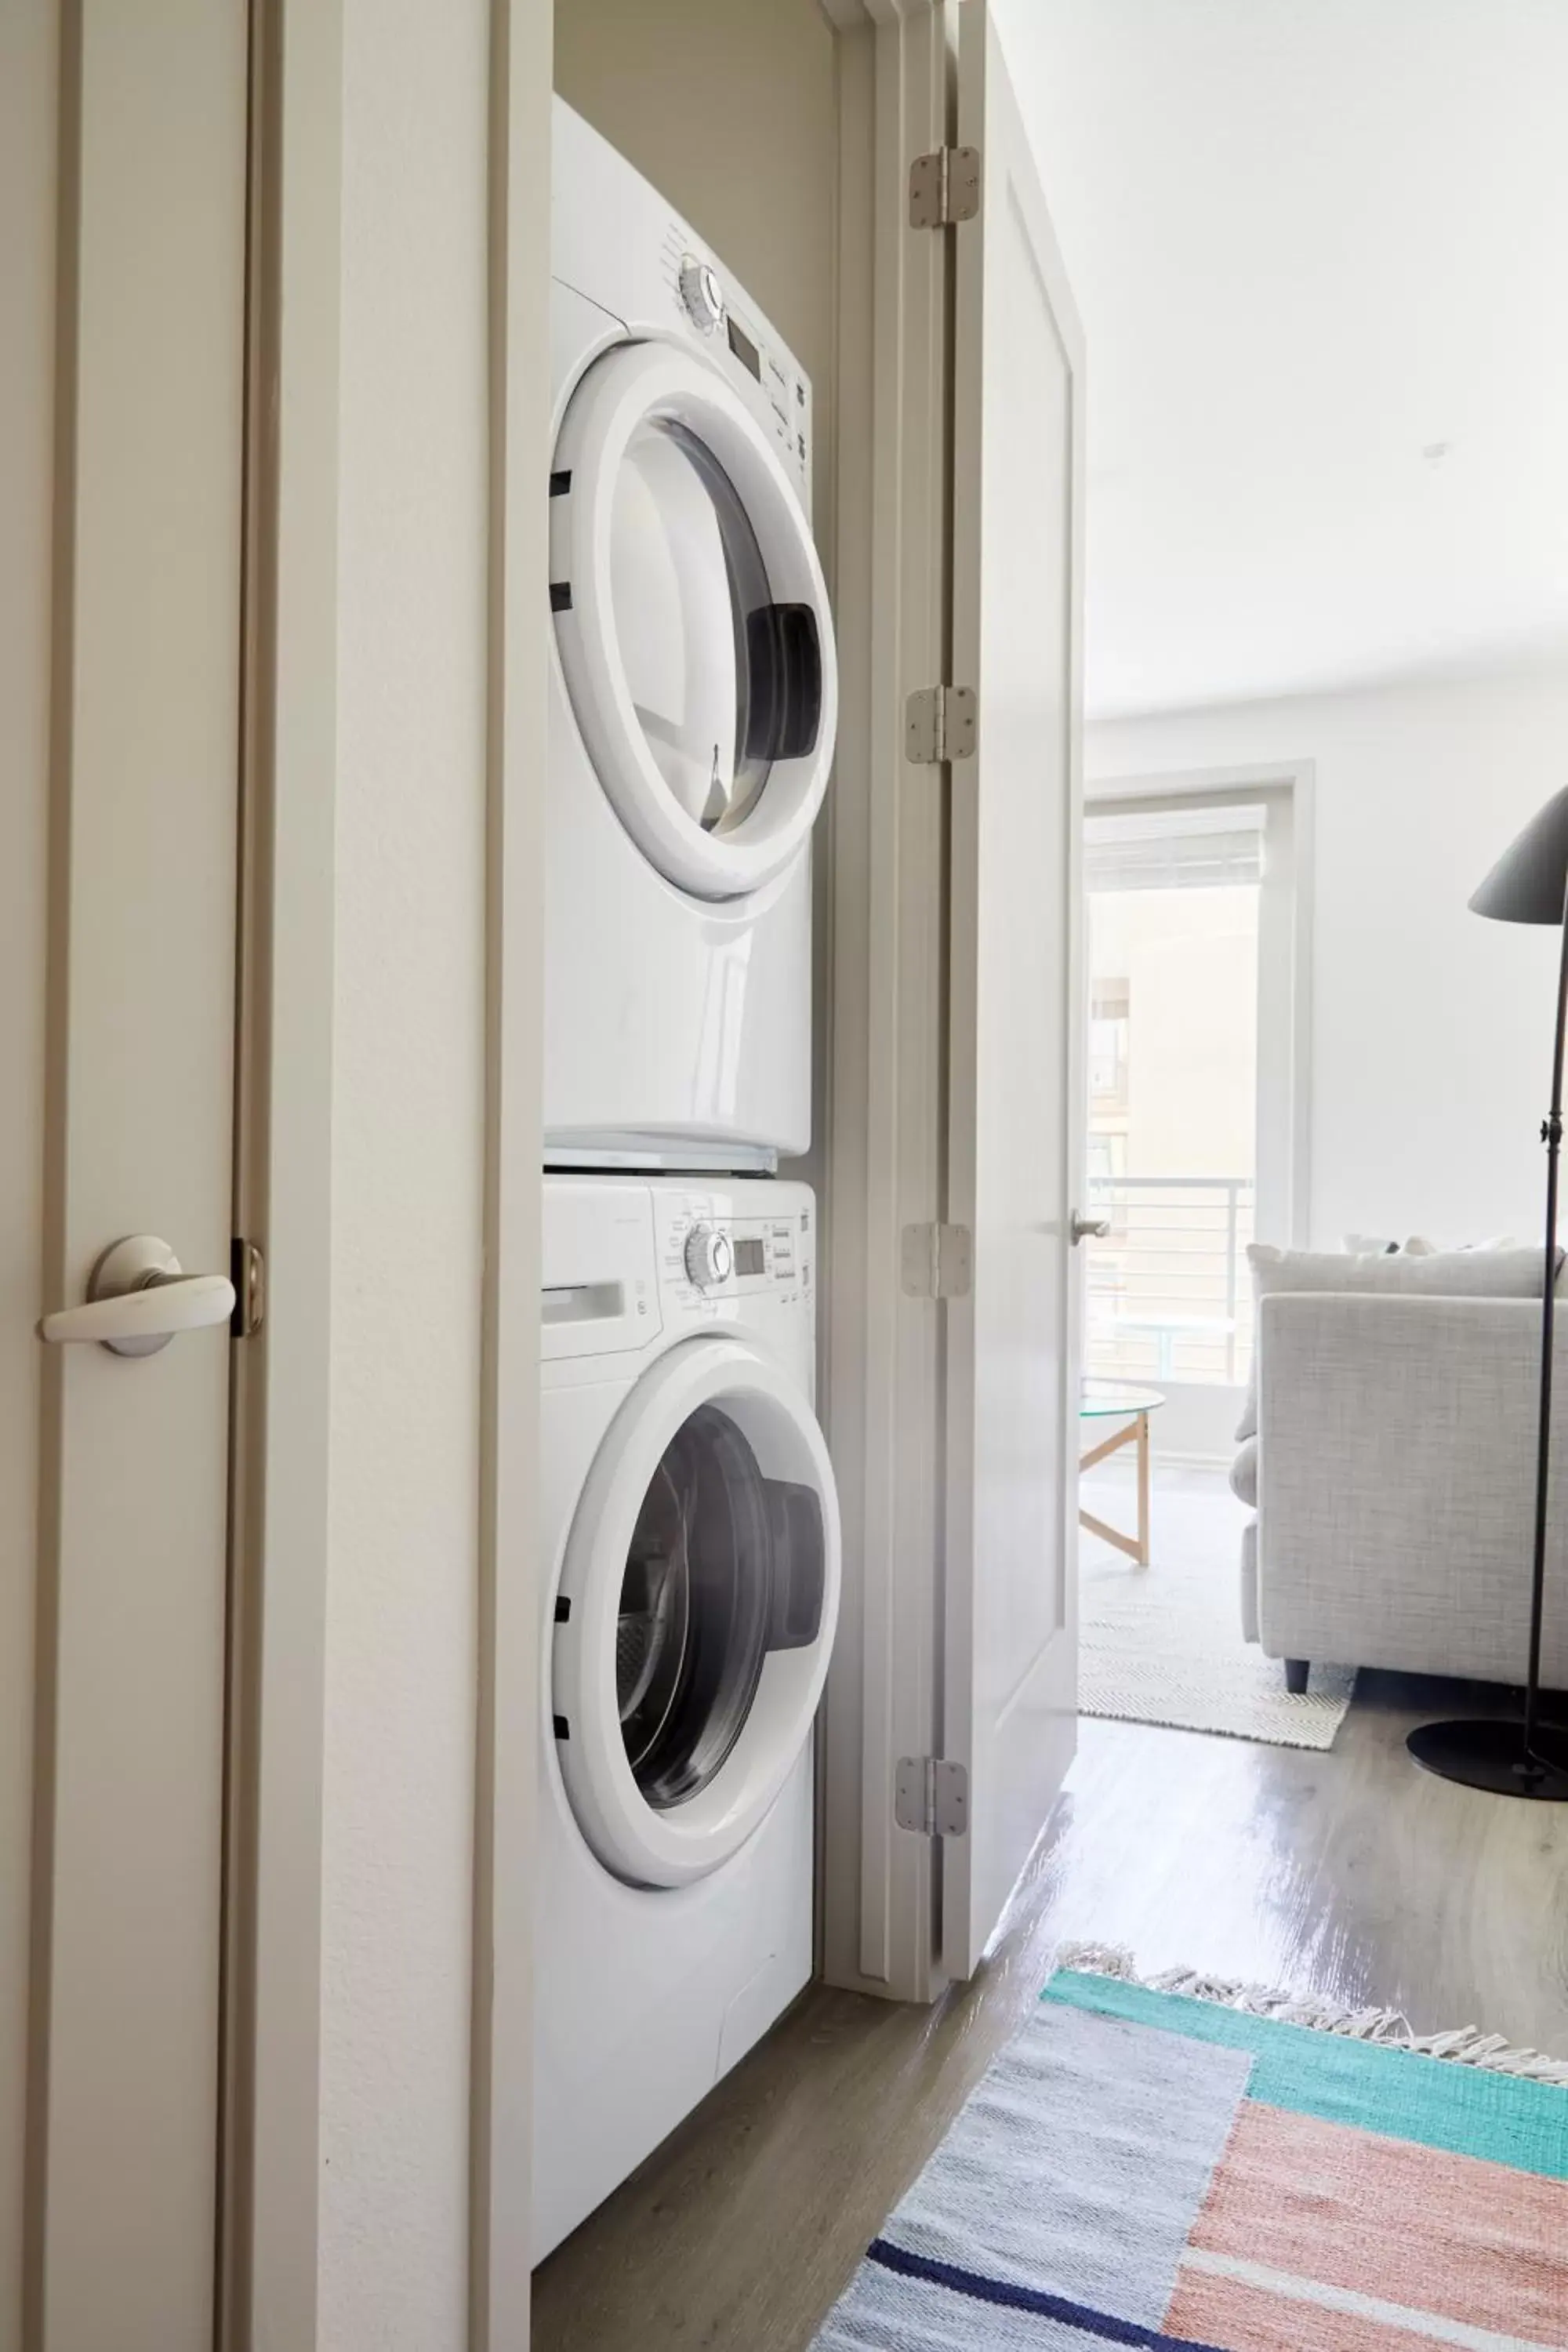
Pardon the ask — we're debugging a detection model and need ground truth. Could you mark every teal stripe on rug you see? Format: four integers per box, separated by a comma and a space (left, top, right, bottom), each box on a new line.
1044, 1970, 1568, 2182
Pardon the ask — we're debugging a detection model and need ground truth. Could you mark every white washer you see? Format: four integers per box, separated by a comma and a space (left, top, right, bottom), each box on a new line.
535, 1176, 839, 2259
545, 100, 837, 1171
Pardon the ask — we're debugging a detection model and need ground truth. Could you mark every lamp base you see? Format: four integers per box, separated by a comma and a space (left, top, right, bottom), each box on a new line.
1406, 1717, 1568, 1799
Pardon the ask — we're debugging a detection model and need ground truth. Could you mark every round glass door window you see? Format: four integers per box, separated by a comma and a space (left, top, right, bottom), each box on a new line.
550, 340, 838, 902
611, 419, 822, 843
615, 1403, 826, 1811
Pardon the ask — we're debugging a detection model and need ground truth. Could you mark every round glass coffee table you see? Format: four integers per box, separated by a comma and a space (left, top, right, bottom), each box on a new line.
1079, 1381, 1165, 1567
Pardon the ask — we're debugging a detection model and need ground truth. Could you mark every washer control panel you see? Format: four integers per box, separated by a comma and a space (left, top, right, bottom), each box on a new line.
655, 1188, 813, 1320
683, 1224, 734, 1290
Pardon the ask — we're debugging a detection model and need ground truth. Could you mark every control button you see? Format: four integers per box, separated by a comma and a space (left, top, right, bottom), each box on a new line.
677, 256, 724, 334
684, 1225, 734, 1290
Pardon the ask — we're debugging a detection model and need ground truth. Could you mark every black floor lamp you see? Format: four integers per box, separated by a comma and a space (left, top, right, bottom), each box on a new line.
1407, 785, 1568, 1799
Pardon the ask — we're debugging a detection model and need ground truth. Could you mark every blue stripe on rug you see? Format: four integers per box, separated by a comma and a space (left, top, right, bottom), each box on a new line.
865, 2241, 1225, 2352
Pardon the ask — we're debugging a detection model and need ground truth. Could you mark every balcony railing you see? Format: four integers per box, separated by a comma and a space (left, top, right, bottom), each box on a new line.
1085, 1174, 1255, 1388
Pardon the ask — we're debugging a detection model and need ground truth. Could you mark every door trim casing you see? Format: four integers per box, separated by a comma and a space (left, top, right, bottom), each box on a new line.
818, 0, 953, 2007
470, 3, 553, 2347
220, 2, 343, 2346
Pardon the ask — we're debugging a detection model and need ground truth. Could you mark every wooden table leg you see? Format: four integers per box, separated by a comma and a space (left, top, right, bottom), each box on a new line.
1078, 1414, 1149, 1565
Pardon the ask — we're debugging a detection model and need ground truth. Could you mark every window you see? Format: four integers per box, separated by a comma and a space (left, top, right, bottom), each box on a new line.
1082, 780, 1308, 1454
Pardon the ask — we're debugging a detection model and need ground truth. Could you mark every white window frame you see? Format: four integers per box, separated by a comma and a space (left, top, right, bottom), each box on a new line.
1087, 764, 1314, 1258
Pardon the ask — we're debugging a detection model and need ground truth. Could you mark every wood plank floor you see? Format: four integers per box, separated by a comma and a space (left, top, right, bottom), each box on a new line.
533, 1656, 1568, 2351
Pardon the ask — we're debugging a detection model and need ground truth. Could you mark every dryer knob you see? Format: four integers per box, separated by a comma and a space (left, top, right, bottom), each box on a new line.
678, 256, 724, 334
684, 1225, 733, 1290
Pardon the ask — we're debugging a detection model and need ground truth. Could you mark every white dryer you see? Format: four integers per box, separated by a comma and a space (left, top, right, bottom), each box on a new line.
534, 1176, 839, 2259
545, 100, 837, 1170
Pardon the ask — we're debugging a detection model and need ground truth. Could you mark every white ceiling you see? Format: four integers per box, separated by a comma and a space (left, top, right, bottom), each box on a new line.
994, 0, 1568, 720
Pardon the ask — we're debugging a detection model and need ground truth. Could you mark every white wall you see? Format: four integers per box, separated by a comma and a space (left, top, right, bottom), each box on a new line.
1090, 664, 1568, 1253
321, 0, 491, 2342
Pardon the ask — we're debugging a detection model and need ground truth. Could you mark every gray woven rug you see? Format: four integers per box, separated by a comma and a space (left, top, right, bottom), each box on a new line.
1080, 1471, 1355, 1751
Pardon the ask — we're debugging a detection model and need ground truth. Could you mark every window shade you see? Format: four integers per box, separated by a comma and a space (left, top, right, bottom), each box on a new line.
1085, 802, 1266, 893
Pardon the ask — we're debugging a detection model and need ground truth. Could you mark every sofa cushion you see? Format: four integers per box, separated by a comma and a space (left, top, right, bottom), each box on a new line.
1229, 1436, 1258, 1508
1235, 1240, 1552, 1442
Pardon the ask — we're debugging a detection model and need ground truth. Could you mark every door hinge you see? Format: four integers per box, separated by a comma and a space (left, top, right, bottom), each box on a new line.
909, 145, 981, 228
895, 1757, 970, 1838
900, 1221, 973, 1300
905, 684, 977, 766
230, 1237, 265, 1339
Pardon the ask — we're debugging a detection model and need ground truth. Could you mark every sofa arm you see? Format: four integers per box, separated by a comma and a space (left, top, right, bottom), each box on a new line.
1256, 1293, 1568, 1684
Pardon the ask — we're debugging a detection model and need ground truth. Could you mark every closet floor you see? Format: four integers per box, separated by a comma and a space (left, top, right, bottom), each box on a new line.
532, 1671, 1568, 2351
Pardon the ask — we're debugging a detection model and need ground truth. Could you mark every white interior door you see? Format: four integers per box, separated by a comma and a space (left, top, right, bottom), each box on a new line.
16, 7, 249, 2344
941, 2, 1087, 1979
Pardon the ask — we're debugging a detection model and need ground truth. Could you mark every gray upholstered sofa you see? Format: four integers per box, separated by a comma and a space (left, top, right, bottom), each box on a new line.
1232, 1248, 1568, 1692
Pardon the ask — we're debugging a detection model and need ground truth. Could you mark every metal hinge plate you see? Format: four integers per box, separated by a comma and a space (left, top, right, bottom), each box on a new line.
895, 1757, 970, 1837
905, 684, 977, 765
909, 145, 981, 228
231, 1237, 265, 1339
900, 1221, 973, 1300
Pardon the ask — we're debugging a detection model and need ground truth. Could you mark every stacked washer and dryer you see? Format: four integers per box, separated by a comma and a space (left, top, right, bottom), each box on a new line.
534, 102, 842, 2261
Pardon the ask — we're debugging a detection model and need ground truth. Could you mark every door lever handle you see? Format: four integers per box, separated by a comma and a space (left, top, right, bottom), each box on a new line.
39, 1235, 236, 1358
1070, 1213, 1111, 1245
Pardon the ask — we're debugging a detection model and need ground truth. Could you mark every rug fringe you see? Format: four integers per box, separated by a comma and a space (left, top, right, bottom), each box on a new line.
1054, 1941, 1568, 2086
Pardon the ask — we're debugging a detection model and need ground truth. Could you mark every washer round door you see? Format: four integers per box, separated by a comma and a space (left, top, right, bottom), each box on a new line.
552, 1336, 840, 1888
550, 340, 838, 903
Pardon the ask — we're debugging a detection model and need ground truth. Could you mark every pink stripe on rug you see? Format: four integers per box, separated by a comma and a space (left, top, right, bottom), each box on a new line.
1167, 2259, 1507, 2352
1186, 2100, 1568, 2347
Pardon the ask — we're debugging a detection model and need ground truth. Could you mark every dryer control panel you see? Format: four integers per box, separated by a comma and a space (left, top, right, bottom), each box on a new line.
552, 98, 815, 510
657, 227, 813, 506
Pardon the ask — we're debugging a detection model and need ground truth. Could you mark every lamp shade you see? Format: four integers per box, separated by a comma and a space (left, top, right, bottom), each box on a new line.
1471, 782, 1568, 925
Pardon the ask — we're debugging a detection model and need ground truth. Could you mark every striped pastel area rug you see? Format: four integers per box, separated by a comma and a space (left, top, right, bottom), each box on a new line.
811, 1950, 1568, 2350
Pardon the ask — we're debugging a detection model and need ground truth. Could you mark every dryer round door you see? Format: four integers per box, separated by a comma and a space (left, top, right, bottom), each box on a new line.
552, 1336, 840, 1888
550, 340, 838, 903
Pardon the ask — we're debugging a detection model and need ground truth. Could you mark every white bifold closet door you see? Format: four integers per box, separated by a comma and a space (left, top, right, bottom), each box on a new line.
13, 7, 249, 2347
940, 0, 1087, 1979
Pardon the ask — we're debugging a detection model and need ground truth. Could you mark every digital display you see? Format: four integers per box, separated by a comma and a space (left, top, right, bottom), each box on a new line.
726, 315, 762, 382
734, 1237, 766, 1277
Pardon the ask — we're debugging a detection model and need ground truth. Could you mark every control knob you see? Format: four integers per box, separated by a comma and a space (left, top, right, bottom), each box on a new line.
677, 255, 724, 334
684, 1225, 733, 1290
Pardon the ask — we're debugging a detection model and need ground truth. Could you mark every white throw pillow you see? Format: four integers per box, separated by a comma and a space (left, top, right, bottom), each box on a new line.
1236, 1240, 1552, 1443
1404, 1234, 1521, 1255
